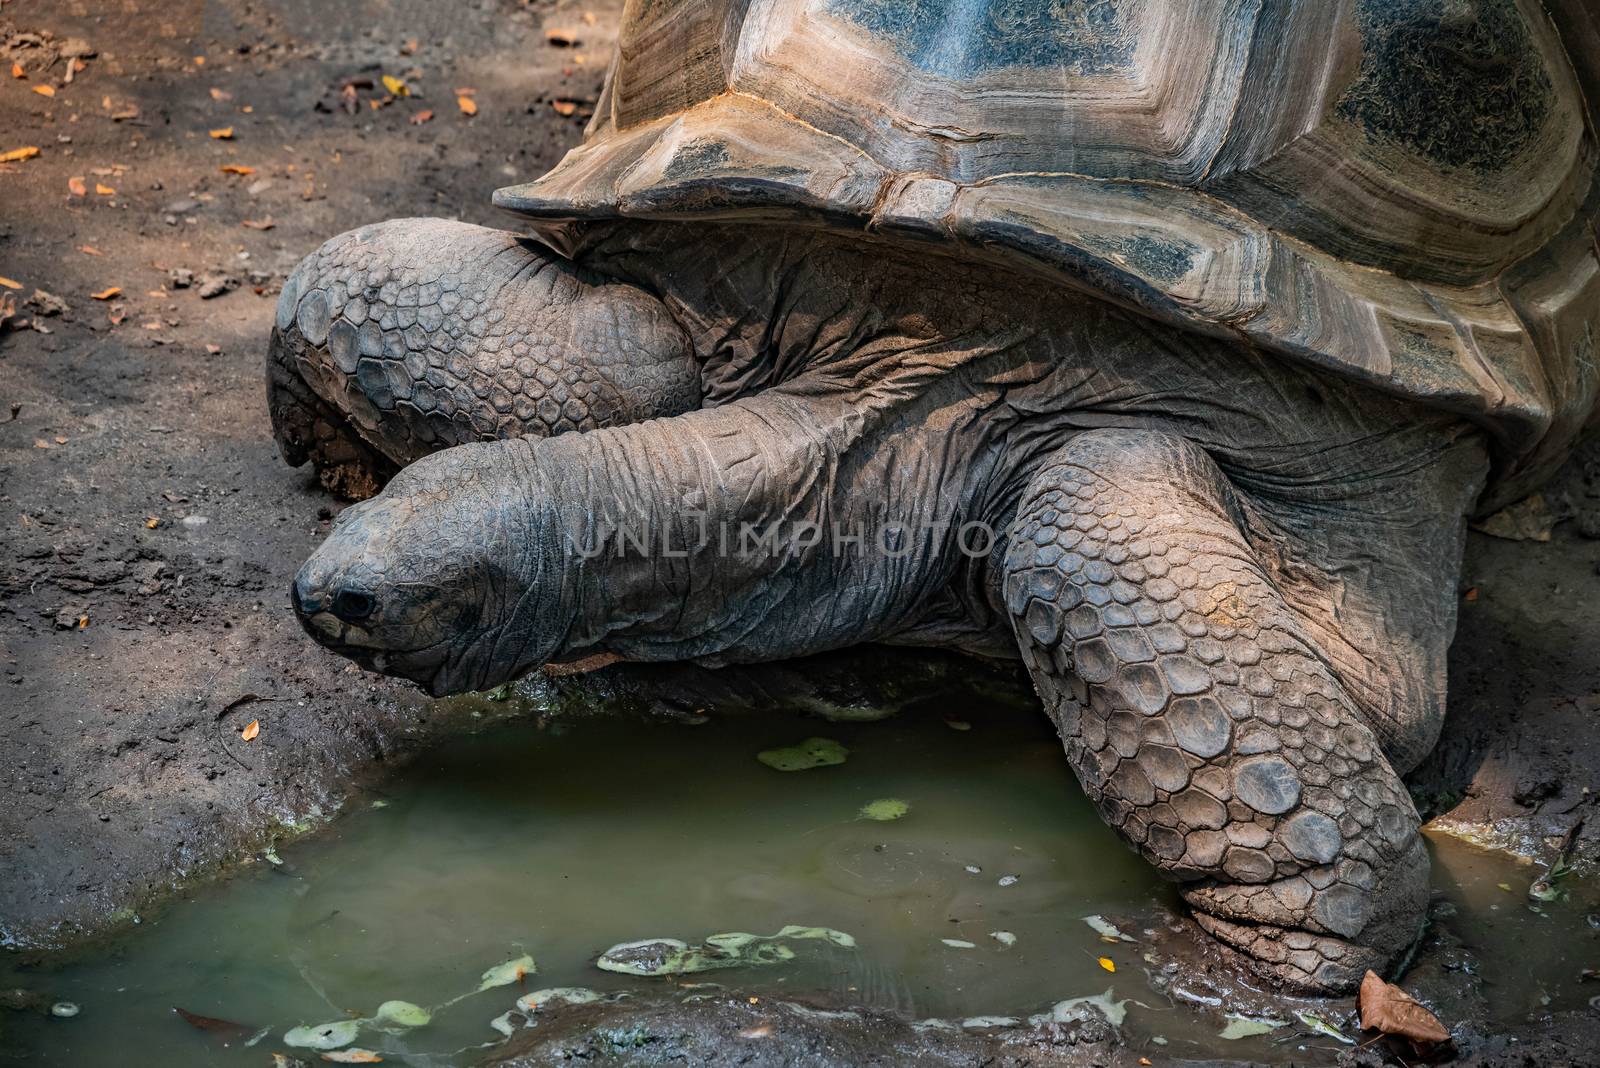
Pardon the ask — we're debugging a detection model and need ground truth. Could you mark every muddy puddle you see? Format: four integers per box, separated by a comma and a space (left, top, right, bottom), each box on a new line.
3, 676, 1596, 1065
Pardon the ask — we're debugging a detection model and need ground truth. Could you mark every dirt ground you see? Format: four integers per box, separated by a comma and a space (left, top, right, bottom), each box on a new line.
0, 0, 621, 948
3, 0, 1600, 1064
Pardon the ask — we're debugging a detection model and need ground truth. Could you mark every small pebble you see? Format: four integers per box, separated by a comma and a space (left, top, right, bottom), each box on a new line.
196, 274, 237, 300
997, 874, 1019, 887
991, 931, 1016, 947
940, 939, 976, 949
51, 1002, 79, 1018
964, 865, 981, 874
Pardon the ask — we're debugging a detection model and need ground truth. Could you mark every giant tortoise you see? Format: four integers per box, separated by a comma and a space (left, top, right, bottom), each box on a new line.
267, 0, 1600, 992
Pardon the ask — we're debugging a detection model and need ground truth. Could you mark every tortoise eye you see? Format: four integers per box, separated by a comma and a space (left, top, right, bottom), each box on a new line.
331, 587, 377, 623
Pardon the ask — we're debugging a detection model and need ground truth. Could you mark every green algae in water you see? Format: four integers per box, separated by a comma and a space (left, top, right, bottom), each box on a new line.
858, 798, 910, 821
757, 736, 848, 770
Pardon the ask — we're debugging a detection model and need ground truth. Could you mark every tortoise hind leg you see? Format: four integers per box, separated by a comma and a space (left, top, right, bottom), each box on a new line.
267, 217, 701, 498
1002, 428, 1435, 992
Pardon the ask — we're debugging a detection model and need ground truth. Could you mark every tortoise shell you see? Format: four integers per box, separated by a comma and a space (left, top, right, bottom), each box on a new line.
496, 0, 1600, 504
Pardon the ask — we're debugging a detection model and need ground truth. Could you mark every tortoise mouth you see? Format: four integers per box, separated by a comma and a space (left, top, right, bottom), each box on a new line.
299, 612, 462, 690
291, 579, 460, 684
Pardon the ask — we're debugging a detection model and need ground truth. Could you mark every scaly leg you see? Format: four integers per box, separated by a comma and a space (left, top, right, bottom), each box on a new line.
1003, 428, 1433, 992
267, 218, 701, 497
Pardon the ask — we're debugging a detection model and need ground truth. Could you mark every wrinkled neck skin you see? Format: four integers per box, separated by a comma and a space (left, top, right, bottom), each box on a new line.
523, 222, 1044, 667
508, 221, 1461, 677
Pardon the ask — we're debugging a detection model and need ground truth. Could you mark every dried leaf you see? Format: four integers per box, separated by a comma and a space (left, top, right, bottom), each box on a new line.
757, 737, 848, 771
32, 84, 55, 98
1472, 493, 1560, 543
1219, 1016, 1285, 1040
241, 720, 260, 742
545, 28, 581, 46
1097, 956, 1115, 973
108, 305, 126, 325
10, 62, 23, 79
209, 126, 234, 139
372, 1000, 430, 1029
381, 74, 408, 97
208, 87, 232, 101
284, 1021, 359, 1050
241, 218, 276, 230
110, 105, 139, 121
1358, 970, 1449, 1046
95, 183, 115, 195
550, 99, 576, 117
173, 1006, 253, 1039
457, 95, 477, 116
220, 164, 255, 175
1083, 915, 1136, 942
1034, 988, 1128, 1028
91, 287, 121, 300
145, 517, 161, 529
67, 175, 87, 196
1295, 1011, 1356, 1045
0, 146, 41, 163
409, 109, 433, 125
321, 1052, 383, 1064
0, 276, 22, 289
79, 245, 103, 256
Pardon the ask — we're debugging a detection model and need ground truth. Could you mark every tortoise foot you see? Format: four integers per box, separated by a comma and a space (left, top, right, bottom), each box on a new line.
1004, 428, 1429, 993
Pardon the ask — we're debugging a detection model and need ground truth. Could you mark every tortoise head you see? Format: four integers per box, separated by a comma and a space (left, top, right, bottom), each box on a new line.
291, 443, 571, 696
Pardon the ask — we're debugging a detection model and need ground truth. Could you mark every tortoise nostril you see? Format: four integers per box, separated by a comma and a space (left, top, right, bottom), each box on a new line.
331, 587, 377, 623
291, 576, 323, 617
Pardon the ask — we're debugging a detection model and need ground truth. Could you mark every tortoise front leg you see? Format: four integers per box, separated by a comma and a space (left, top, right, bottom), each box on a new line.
1003, 429, 1429, 992
267, 218, 701, 498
